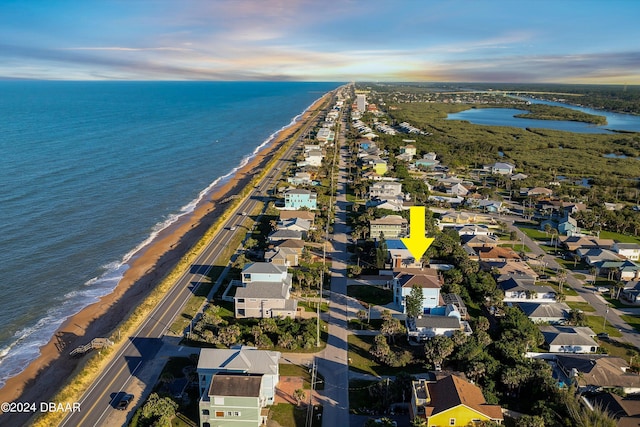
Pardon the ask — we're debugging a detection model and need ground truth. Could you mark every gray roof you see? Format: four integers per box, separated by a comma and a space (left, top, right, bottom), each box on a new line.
499, 278, 554, 294
243, 262, 287, 275
518, 302, 570, 319
269, 229, 303, 240
414, 315, 461, 329
209, 373, 263, 397
235, 282, 289, 299
198, 348, 280, 375
540, 326, 597, 347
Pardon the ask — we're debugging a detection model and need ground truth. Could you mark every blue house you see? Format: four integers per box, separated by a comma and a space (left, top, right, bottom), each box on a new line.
392, 269, 443, 313
284, 189, 317, 210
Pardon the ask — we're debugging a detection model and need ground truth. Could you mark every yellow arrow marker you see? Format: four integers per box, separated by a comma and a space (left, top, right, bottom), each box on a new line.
401, 206, 434, 261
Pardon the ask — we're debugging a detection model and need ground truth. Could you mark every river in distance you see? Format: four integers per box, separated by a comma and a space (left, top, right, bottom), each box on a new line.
0, 81, 340, 387
447, 96, 640, 133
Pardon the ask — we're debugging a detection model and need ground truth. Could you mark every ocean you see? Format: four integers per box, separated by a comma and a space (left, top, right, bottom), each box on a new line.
0, 80, 340, 387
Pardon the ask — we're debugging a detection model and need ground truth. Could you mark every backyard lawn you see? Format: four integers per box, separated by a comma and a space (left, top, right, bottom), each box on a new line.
347, 285, 393, 306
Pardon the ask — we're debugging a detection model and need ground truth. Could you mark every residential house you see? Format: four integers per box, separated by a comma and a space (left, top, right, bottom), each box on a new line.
467, 199, 503, 213
622, 281, 640, 304
600, 261, 640, 282
276, 217, 311, 234
447, 183, 469, 196
392, 268, 443, 312
555, 354, 640, 394
267, 229, 303, 243
560, 236, 615, 252
518, 302, 570, 324
410, 375, 503, 426
577, 247, 623, 267
264, 246, 300, 267
510, 173, 528, 181
540, 326, 599, 353
491, 162, 515, 175
521, 187, 554, 197
401, 144, 417, 157
287, 172, 314, 186
367, 197, 408, 212
369, 181, 403, 199
455, 224, 493, 237
613, 243, 640, 261
460, 234, 499, 248
477, 246, 521, 263
233, 263, 297, 319
416, 153, 439, 169
279, 210, 315, 225
386, 240, 424, 269
284, 189, 317, 210
588, 392, 640, 426
406, 315, 464, 342
316, 127, 334, 143
499, 277, 556, 303
297, 149, 324, 167
197, 347, 280, 427
439, 211, 491, 225
370, 215, 408, 240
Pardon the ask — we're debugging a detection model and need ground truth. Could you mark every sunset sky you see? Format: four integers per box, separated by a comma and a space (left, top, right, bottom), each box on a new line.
1, 0, 639, 83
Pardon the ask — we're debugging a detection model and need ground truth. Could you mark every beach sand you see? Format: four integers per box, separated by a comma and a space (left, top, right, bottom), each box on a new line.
0, 93, 331, 423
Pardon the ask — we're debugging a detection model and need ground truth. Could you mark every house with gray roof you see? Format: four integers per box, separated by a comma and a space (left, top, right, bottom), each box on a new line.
499, 277, 556, 303
540, 326, 598, 353
518, 302, 570, 324
197, 347, 280, 426
613, 242, 640, 261
406, 313, 471, 342
234, 263, 297, 319
555, 354, 640, 394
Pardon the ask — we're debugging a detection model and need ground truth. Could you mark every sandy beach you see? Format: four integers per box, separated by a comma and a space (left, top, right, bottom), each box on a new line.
0, 92, 331, 423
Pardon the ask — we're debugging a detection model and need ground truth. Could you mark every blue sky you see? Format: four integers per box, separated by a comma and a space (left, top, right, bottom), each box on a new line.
1, 0, 639, 83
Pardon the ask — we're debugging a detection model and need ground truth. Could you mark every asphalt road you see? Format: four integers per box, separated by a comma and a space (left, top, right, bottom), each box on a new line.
59, 95, 332, 427
315, 120, 351, 426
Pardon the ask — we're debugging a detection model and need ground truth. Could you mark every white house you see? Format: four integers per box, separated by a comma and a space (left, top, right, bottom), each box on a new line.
518, 302, 570, 324
233, 263, 297, 318
540, 326, 598, 353
491, 162, 515, 175
499, 277, 557, 303
369, 181, 403, 199
613, 242, 640, 261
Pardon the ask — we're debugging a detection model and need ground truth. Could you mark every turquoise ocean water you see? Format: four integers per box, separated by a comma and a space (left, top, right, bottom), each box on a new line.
0, 81, 339, 386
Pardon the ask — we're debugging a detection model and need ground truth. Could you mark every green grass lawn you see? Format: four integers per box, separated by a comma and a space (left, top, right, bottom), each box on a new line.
599, 231, 640, 244
518, 226, 548, 241
584, 314, 623, 337
567, 301, 597, 312
269, 403, 322, 427
620, 314, 640, 332
347, 285, 393, 306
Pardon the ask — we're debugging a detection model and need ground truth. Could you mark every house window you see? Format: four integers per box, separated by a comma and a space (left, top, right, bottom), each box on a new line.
202, 410, 209, 415
450, 419, 456, 426
237, 309, 245, 316
215, 411, 225, 417
243, 274, 252, 282
237, 298, 245, 303
227, 411, 233, 416
234, 411, 241, 416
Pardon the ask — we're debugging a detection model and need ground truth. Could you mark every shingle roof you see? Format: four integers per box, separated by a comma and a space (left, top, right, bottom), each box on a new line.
209, 373, 263, 397
424, 375, 503, 420
243, 262, 287, 275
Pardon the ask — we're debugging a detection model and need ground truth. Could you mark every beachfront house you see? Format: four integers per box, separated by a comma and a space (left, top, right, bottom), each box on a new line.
233, 263, 297, 319
197, 347, 280, 427
368, 181, 403, 199
284, 189, 317, 210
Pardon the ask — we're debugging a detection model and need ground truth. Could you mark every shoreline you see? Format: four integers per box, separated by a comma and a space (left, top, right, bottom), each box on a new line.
0, 91, 331, 420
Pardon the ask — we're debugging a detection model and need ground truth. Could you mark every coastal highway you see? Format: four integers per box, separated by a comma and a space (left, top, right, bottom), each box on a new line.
59, 96, 332, 427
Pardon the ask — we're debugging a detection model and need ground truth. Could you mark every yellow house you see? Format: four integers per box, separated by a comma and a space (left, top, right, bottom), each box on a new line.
372, 159, 388, 175
410, 375, 503, 426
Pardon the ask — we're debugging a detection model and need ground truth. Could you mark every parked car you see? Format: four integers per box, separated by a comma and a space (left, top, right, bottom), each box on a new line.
116, 394, 134, 410
597, 287, 609, 293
